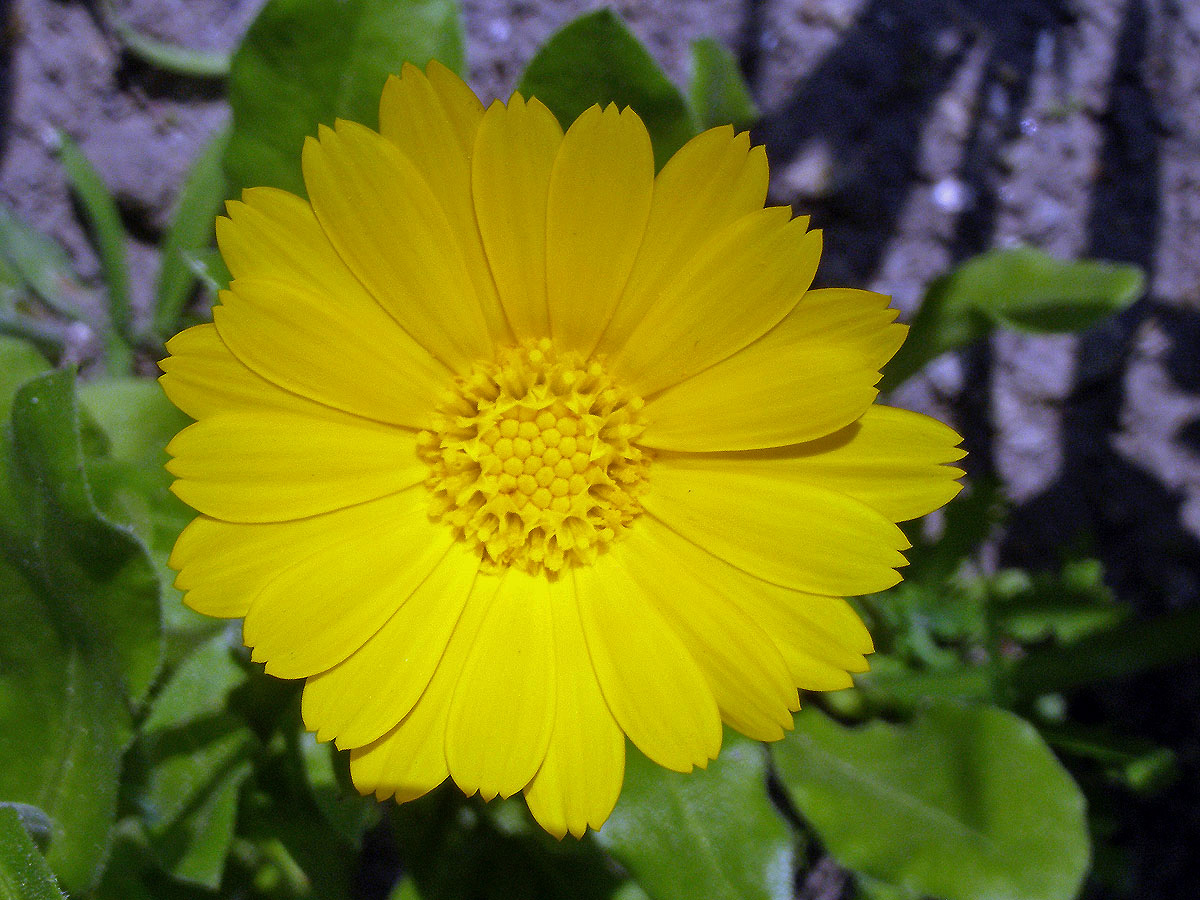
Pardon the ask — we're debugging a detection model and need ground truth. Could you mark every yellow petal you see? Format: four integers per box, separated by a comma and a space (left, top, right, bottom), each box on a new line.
302, 120, 492, 371
596, 126, 768, 357
379, 62, 510, 343
471, 94, 563, 341
545, 104, 654, 356
623, 516, 873, 688
618, 520, 798, 741
170, 513, 331, 619
573, 555, 722, 772
524, 577, 625, 838
215, 278, 448, 429
380, 60, 484, 160
640, 288, 907, 451
166, 411, 423, 522
301, 542, 480, 748
213, 188, 449, 412
612, 210, 822, 397
642, 459, 909, 596
349, 574, 501, 803
666, 405, 966, 523
446, 567, 556, 801
159, 324, 325, 420
242, 488, 454, 679
214, 187, 328, 283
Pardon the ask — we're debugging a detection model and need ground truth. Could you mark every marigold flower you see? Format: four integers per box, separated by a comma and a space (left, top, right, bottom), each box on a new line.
161, 60, 965, 838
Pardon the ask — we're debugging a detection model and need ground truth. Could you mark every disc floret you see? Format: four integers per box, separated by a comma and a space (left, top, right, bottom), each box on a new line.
420, 339, 650, 574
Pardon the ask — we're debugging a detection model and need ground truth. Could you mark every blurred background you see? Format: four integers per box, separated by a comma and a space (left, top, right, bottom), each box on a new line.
1, 1, 1197, 898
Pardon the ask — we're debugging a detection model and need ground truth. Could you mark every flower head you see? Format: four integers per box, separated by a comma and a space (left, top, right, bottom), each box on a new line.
162, 60, 964, 837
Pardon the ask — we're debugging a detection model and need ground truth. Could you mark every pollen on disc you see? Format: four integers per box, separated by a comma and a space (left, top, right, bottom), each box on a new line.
420, 339, 651, 575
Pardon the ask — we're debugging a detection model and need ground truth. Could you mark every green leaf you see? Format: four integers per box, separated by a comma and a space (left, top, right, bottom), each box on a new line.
519, 10, 697, 169
994, 559, 1127, 645
179, 247, 231, 297
882, 248, 1144, 391
596, 731, 794, 900
773, 703, 1090, 900
1038, 722, 1177, 795
8, 375, 165, 706
78, 378, 204, 657
148, 759, 252, 889
687, 38, 758, 131
0, 338, 49, 422
137, 635, 255, 888
300, 735, 380, 847
0, 203, 88, 321
53, 133, 135, 371
100, 0, 231, 77
0, 806, 52, 852
0, 371, 163, 891
154, 129, 230, 341
0, 806, 65, 900
1008, 604, 1200, 701
0, 245, 21, 310
140, 632, 248, 737
391, 788, 621, 900
78, 378, 189, 472
387, 876, 424, 900
225, 0, 465, 196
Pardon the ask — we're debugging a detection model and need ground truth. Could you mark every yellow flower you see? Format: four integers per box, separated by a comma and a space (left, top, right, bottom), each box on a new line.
161, 60, 964, 838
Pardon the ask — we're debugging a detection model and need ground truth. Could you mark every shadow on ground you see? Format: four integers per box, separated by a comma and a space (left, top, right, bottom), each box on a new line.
742, 1, 1200, 897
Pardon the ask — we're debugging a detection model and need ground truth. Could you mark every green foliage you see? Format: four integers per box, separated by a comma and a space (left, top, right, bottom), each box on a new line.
78, 377, 201, 656
98, 0, 231, 77
135, 634, 256, 888
54, 133, 133, 364
0, 203, 87, 321
300, 735, 380, 846
882, 247, 1145, 391
519, 10, 697, 170
774, 703, 1090, 900
686, 38, 759, 132
0, 337, 50, 420
154, 129, 231, 343
0, 805, 65, 900
391, 790, 623, 900
598, 733, 793, 900
0, 371, 161, 893
224, 0, 465, 197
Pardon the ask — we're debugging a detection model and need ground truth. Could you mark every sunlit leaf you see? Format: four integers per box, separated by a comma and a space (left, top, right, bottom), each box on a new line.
597, 731, 794, 900
225, 0, 465, 196
773, 703, 1090, 900
882, 247, 1144, 390
687, 37, 758, 131
519, 10, 697, 169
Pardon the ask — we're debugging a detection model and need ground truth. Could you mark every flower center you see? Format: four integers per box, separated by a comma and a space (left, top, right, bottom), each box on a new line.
419, 339, 651, 575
